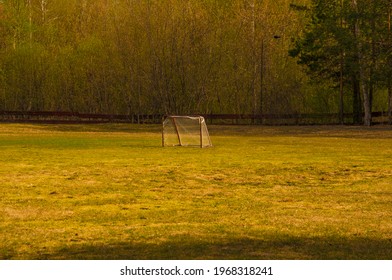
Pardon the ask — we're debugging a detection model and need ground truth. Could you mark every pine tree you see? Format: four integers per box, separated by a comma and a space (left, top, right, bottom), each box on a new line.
290, 0, 391, 125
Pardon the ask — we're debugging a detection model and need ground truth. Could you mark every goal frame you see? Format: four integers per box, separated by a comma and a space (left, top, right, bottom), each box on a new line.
162, 115, 212, 148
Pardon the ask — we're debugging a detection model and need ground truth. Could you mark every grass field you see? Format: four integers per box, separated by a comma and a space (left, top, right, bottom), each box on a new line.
1, 123, 391, 260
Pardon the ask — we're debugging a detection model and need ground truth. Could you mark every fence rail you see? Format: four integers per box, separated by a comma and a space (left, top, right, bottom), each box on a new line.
204, 112, 390, 125
0, 111, 162, 124
0, 111, 391, 125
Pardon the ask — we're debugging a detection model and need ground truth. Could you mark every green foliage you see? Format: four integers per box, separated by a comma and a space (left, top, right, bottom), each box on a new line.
290, 0, 345, 81
0, 0, 319, 115
290, 0, 392, 124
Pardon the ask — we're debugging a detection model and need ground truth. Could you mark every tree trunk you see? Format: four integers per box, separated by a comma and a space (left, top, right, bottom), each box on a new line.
251, 0, 257, 124
389, 8, 392, 125
352, 75, 362, 124
388, 80, 392, 125
259, 39, 265, 124
362, 83, 372, 126
339, 0, 344, 124
352, 0, 372, 126
387, 4, 392, 124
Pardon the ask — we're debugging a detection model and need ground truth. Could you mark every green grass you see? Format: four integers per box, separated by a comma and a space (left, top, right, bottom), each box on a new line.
1, 123, 391, 260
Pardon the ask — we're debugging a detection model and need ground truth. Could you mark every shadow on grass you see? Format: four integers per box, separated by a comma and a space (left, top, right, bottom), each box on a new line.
11, 235, 392, 260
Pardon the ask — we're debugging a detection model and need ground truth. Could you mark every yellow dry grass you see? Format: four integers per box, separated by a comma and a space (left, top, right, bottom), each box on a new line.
0, 123, 391, 259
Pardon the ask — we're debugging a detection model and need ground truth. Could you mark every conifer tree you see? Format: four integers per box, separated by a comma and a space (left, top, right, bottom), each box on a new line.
290, 0, 391, 125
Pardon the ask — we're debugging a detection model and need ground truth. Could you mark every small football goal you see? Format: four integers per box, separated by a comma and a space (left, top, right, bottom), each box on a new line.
162, 116, 212, 148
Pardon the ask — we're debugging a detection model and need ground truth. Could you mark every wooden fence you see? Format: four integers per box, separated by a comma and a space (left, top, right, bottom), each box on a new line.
204, 112, 391, 125
0, 111, 391, 125
0, 111, 162, 124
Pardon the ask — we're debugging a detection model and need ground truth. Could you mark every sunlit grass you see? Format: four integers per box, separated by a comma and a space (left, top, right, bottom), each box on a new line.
1, 124, 391, 259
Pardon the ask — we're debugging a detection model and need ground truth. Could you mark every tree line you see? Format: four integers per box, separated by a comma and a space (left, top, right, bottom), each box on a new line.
0, 0, 391, 124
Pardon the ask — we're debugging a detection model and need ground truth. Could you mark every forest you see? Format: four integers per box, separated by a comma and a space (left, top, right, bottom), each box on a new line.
0, 0, 391, 125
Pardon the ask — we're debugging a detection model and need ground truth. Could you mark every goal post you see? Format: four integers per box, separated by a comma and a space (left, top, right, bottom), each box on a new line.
162, 116, 212, 148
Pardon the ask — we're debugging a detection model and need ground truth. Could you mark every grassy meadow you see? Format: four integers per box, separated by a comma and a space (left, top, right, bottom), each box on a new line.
0, 123, 391, 260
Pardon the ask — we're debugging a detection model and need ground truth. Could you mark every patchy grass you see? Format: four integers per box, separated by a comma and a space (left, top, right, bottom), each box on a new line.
0, 123, 391, 260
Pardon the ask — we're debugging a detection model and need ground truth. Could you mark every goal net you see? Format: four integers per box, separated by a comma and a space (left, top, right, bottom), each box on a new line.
162, 116, 212, 148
